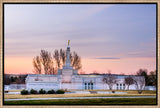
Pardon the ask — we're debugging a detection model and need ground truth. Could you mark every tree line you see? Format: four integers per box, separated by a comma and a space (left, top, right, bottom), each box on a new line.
4, 74, 27, 85
33, 49, 82, 74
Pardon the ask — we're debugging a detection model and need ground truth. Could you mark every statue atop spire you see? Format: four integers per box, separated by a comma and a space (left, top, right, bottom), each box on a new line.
63, 40, 73, 69
68, 40, 70, 46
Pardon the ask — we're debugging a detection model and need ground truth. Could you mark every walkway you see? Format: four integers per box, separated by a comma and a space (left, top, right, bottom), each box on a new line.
4, 96, 156, 101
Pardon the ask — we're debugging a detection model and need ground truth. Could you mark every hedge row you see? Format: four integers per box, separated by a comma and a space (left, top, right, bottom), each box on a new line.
21, 89, 65, 95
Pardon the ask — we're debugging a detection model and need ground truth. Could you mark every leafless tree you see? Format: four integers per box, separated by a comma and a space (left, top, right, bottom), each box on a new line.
33, 48, 82, 75
149, 70, 156, 86
124, 76, 134, 90
103, 74, 118, 90
53, 49, 61, 68
132, 76, 145, 94
54, 49, 82, 70
60, 48, 66, 65
70, 51, 82, 70
4, 75, 10, 85
15, 77, 22, 84
136, 69, 148, 85
33, 56, 42, 74
136, 69, 148, 76
40, 50, 55, 74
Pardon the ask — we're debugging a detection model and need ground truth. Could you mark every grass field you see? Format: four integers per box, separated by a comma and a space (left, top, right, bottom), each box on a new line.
4, 98, 156, 105
8, 90, 22, 92
4, 93, 156, 99
4, 90, 156, 99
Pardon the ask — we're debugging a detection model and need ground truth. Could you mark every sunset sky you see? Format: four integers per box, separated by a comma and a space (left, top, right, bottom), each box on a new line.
4, 4, 156, 75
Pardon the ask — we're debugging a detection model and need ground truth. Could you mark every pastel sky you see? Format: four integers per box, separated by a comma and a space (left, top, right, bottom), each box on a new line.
4, 4, 156, 75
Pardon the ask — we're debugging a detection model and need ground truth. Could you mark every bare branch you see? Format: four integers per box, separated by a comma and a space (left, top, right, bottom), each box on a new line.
40, 50, 54, 74
53, 49, 61, 68
103, 74, 118, 90
124, 76, 134, 90
33, 56, 42, 74
60, 48, 66, 66
132, 76, 145, 94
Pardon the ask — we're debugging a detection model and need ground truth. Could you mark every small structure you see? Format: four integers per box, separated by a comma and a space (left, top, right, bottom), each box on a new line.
26, 41, 145, 91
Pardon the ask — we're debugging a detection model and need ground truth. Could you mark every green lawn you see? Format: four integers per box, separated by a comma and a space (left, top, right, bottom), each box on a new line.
4, 98, 156, 105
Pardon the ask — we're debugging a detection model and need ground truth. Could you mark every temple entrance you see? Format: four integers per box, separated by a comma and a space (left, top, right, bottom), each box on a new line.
85, 82, 93, 90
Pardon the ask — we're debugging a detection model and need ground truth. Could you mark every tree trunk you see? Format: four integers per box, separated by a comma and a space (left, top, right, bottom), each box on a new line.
128, 85, 129, 90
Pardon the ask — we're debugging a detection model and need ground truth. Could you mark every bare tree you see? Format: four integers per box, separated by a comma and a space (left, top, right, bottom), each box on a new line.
103, 74, 118, 90
54, 49, 82, 70
33, 48, 82, 75
15, 77, 22, 84
124, 76, 134, 90
60, 48, 66, 65
149, 70, 156, 86
132, 76, 145, 94
136, 69, 148, 85
71, 51, 82, 70
4, 74, 10, 85
40, 50, 55, 74
53, 49, 61, 68
33, 56, 42, 74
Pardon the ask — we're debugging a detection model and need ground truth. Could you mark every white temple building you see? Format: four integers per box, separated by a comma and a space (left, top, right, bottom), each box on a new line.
26, 42, 145, 91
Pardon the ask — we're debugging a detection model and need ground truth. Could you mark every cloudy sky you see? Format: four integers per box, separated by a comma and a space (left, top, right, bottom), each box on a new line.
4, 4, 156, 75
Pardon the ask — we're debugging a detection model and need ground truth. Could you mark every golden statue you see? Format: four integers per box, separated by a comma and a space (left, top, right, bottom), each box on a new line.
68, 40, 70, 46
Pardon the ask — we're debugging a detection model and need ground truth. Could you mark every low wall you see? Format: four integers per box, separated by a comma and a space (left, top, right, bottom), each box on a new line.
26, 82, 60, 91
4, 84, 26, 90
144, 86, 156, 91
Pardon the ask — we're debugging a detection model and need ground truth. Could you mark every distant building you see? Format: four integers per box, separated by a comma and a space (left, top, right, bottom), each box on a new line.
26, 42, 145, 91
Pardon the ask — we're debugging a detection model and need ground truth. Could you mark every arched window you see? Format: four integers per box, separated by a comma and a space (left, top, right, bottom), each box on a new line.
91, 83, 93, 90
88, 83, 90, 89
123, 84, 125, 90
120, 84, 122, 90
85, 83, 87, 89
117, 84, 119, 90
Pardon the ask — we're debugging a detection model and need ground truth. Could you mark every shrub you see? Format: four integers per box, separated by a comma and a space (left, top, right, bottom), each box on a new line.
30, 89, 37, 94
21, 89, 28, 95
39, 89, 46, 94
112, 91, 115, 93
47, 89, 55, 94
137, 90, 143, 94
56, 89, 65, 94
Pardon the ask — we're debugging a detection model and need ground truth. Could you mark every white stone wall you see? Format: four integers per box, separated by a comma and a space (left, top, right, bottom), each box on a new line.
61, 82, 83, 90
26, 74, 61, 91
26, 82, 60, 91
5, 84, 26, 90
26, 74, 145, 91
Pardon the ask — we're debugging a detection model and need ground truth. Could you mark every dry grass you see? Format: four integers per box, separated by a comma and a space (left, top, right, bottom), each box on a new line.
4, 93, 156, 99
4, 89, 156, 99
8, 89, 22, 92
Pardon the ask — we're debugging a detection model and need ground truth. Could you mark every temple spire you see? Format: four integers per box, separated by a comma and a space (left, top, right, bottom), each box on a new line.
63, 40, 73, 69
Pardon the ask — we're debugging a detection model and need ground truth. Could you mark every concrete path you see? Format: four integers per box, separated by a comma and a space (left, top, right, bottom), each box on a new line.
5, 92, 20, 94
4, 96, 156, 101
89, 91, 97, 94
